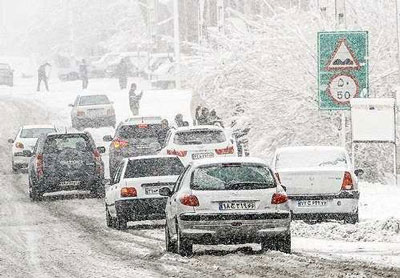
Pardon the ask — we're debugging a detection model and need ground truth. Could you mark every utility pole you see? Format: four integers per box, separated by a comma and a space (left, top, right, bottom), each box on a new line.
395, 0, 400, 185
173, 0, 181, 89
217, 0, 224, 34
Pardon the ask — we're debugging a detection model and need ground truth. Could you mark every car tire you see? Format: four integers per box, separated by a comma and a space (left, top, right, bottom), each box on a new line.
275, 233, 291, 254
11, 162, 18, 173
105, 206, 114, 228
177, 226, 192, 257
30, 180, 43, 202
344, 211, 359, 224
261, 236, 277, 252
115, 214, 128, 230
165, 224, 177, 253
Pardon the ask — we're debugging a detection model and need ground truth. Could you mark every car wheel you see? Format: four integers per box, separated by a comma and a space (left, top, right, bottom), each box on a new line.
165, 224, 177, 253
105, 206, 114, 228
11, 161, 18, 173
115, 214, 128, 230
30, 181, 43, 202
177, 226, 192, 257
275, 233, 291, 254
344, 211, 359, 224
261, 236, 277, 252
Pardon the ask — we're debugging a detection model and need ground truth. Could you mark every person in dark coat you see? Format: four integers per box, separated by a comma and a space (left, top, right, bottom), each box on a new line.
195, 106, 210, 125
36, 62, 51, 92
79, 59, 89, 89
157, 119, 170, 146
175, 114, 188, 127
128, 83, 143, 116
117, 58, 128, 90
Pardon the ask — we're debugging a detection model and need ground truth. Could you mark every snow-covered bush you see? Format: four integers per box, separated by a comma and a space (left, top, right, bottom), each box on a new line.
183, 1, 398, 182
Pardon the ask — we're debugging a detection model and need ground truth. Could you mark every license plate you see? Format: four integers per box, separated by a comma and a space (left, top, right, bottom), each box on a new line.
59, 181, 81, 187
145, 187, 161, 195
88, 109, 104, 116
219, 201, 256, 210
192, 152, 214, 160
297, 200, 328, 207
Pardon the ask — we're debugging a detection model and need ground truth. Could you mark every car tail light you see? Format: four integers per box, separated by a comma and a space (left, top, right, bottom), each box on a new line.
93, 149, 103, 174
120, 187, 137, 197
167, 149, 187, 157
271, 192, 288, 204
112, 138, 129, 149
36, 154, 44, 177
180, 194, 199, 206
77, 110, 85, 116
275, 172, 281, 183
341, 171, 354, 190
215, 146, 235, 155
15, 142, 24, 149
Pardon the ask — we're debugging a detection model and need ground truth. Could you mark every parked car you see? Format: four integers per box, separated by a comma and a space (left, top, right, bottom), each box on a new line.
0, 63, 14, 86
70, 94, 116, 129
161, 157, 291, 256
271, 146, 363, 224
8, 125, 57, 172
144, 53, 174, 80
27, 131, 106, 201
150, 62, 176, 89
103, 116, 164, 179
105, 155, 185, 230
160, 125, 238, 165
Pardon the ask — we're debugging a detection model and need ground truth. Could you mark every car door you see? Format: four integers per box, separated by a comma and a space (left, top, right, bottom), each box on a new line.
106, 161, 124, 209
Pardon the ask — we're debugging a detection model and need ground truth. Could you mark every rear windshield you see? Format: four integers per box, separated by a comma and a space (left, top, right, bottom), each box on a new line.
275, 149, 348, 170
174, 130, 226, 145
79, 95, 110, 106
20, 128, 55, 138
191, 164, 276, 190
117, 124, 162, 139
124, 157, 184, 178
44, 135, 92, 153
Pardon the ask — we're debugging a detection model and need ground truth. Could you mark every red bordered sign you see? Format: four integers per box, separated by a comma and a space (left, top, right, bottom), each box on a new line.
327, 74, 360, 105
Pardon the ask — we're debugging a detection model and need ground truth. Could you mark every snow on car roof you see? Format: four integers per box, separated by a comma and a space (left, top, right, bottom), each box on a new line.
175, 125, 224, 132
191, 156, 268, 168
22, 124, 55, 129
276, 146, 346, 153
125, 154, 180, 161
122, 116, 162, 125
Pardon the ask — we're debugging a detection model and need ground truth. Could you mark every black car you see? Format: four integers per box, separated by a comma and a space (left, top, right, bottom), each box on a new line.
0, 63, 13, 86
27, 131, 106, 201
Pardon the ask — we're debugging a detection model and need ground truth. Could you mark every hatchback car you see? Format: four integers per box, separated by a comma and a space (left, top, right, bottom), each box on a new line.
27, 131, 106, 201
103, 116, 164, 178
8, 125, 57, 172
160, 126, 238, 165
70, 94, 116, 129
160, 157, 291, 256
0, 63, 13, 86
105, 155, 184, 230
271, 146, 362, 224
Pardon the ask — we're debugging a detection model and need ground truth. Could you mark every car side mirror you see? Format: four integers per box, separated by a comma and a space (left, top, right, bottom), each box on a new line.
97, 146, 106, 153
68, 104, 74, 107
354, 169, 364, 177
23, 150, 33, 157
159, 187, 172, 197
103, 135, 113, 142
8, 139, 14, 144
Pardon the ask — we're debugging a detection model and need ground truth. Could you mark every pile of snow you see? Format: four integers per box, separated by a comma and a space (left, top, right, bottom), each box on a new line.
292, 218, 400, 243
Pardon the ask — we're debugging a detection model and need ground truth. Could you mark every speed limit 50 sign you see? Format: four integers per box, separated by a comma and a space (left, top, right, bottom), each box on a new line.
318, 31, 368, 110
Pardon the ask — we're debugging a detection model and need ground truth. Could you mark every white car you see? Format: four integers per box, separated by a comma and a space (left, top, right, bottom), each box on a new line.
271, 146, 363, 224
105, 155, 185, 230
8, 125, 57, 172
69, 94, 116, 129
160, 157, 291, 256
160, 125, 238, 165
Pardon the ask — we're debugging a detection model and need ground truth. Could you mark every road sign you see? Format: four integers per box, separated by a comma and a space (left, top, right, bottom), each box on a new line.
318, 31, 368, 110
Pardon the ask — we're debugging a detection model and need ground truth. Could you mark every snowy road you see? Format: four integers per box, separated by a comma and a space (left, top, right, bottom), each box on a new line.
1, 78, 400, 277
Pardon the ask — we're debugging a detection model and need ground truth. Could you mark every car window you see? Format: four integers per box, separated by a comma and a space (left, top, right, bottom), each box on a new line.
173, 165, 191, 194
275, 149, 348, 170
43, 135, 92, 153
117, 124, 162, 139
191, 164, 276, 191
74, 97, 79, 106
20, 128, 55, 138
174, 130, 226, 145
78, 95, 110, 106
113, 162, 124, 184
124, 157, 184, 178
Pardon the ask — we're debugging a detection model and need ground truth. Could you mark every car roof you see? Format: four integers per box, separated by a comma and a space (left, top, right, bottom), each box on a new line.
46, 131, 89, 137
191, 157, 268, 168
276, 146, 346, 154
124, 155, 181, 162
174, 125, 224, 132
78, 93, 109, 98
22, 125, 55, 129
121, 116, 162, 125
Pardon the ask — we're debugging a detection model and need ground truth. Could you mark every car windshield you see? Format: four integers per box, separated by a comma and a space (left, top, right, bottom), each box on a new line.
79, 95, 110, 106
174, 130, 226, 145
124, 157, 184, 178
20, 128, 56, 138
191, 164, 276, 190
44, 135, 91, 153
275, 149, 348, 170
118, 124, 162, 139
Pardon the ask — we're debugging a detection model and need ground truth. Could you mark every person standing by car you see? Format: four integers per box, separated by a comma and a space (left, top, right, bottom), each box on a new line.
157, 119, 170, 146
36, 62, 51, 92
117, 58, 128, 90
79, 59, 89, 89
128, 83, 143, 116
175, 114, 188, 127
195, 106, 210, 125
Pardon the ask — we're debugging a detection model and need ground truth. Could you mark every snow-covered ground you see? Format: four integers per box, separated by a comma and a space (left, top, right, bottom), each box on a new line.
1, 77, 400, 277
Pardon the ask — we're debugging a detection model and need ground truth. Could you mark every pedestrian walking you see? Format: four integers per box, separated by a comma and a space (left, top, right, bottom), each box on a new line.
175, 114, 189, 127
195, 106, 210, 125
36, 62, 51, 92
117, 58, 128, 90
79, 59, 89, 89
128, 83, 143, 116
157, 119, 170, 146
